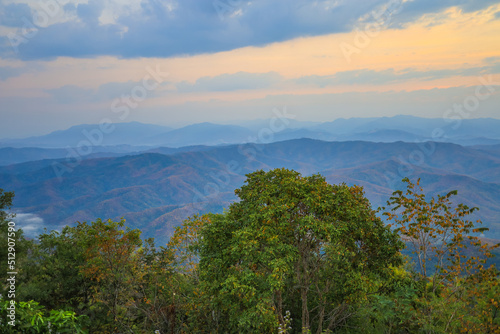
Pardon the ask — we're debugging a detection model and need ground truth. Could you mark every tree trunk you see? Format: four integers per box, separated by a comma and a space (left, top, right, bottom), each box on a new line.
301, 287, 309, 333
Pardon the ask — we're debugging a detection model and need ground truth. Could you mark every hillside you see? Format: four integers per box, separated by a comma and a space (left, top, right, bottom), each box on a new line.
1, 139, 500, 243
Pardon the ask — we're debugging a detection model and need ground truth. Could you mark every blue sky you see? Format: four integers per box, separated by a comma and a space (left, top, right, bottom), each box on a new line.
0, 0, 499, 137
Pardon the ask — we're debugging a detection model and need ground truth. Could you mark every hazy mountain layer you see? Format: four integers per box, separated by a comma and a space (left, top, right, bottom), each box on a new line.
2, 116, 499, 151
1, 139, 499, 244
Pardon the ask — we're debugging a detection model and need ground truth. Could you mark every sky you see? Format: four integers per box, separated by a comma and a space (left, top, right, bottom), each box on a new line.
0, 0, 499, 138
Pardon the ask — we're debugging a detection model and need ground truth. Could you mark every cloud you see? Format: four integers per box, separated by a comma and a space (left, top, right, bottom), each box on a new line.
33, 59, 500, 105
485, 56, 500, 63
12, 212, 44, 237
2, 82, 499, 138
3, 0, 495, 60
46, 72, 282, 103
176, 71, 283, 92
159, 84, 500, 124
0, 66, 24, 81
46, 80, 163, 104
0, 3, 32, 28
46, 84, 94, 104
76, 0, 105, 26
0, 63, 45, 81
387, 0, 500, 29
295, 62, 500, 87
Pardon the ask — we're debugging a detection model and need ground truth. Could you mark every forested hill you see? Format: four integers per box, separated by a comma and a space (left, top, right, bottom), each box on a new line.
1, 170, 498, 333
1, 138, 499, 243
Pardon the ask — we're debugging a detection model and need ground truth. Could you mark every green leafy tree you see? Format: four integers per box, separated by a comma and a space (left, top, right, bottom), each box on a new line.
0, 189, 14, 221
195, 168, 403, 333
0, 189, 15, 286
1, 190, 31, 302
0, 299, 89, 333
18, 227, 92, 313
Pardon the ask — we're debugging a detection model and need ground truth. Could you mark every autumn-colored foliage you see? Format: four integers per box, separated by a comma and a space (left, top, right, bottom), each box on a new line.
381, 177, 500, 333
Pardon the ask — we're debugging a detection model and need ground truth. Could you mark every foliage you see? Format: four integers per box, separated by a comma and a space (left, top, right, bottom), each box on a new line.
0, 188, 14, 222
384, 178, 497, 279
378, 177, 500, 333
18, 219, 157, 333
76, 219, 143, 331
0, 189, 16, 277
197, 168, 403, 333
2, 171, 499, 333
0, 299, 88, 333
18, 227, 91, 312
1, 190, 31, 302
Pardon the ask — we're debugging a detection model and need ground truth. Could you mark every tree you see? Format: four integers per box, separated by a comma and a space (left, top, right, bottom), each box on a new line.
382, 177, 500, 333
161, 214, 214, 333
0, 189, 14, 222
18, 227, 92, 312
196, 168, 403, 333
384, 178, 496, 280
1, 190, 31, 301
0, 300, 89, 333
18, 218, 171, 333
0, 189, 16, 285
77, 218, 144, 332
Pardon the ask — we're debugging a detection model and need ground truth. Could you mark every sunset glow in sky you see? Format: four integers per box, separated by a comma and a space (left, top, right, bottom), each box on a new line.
1, 0, 499, 137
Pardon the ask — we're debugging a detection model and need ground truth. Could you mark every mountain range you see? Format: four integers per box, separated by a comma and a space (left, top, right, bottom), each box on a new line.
1, 138, 499, 244
2, 116, 500, 153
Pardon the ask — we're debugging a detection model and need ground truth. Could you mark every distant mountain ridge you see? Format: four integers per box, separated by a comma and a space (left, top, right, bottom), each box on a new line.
0, 145, 151, 166
2, 139, 500, 243
146, 122, 254, 146
1, 116, 499, 151
0, 122, 172, 148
